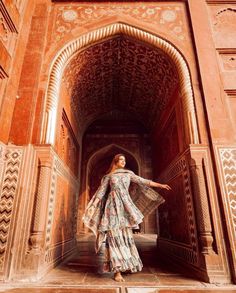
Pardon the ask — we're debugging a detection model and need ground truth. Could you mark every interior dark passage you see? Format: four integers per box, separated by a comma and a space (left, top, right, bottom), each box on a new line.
65, 35, 181, 238
56, 33, 197, 281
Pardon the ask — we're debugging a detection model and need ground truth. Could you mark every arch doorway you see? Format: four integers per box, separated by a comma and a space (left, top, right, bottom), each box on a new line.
39, 23, 226, 283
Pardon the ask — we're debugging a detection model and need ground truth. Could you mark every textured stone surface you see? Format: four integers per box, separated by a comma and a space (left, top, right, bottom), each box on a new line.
0, 0, 236, 286
1, 235, 236, 292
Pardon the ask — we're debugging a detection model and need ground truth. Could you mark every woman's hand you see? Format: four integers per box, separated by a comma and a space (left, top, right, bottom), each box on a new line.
149, 181, 172, 191
160, 184, 172, 191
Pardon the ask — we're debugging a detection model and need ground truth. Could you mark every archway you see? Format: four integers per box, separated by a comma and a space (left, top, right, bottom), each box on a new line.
41, 22, 199, 145
38, 23, 221, 282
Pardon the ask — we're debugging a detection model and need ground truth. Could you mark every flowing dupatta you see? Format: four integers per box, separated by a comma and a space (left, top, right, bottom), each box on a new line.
82, 176, 109, 253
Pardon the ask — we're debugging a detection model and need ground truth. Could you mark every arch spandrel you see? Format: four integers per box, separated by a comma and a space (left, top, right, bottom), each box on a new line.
41, 22, 200, 145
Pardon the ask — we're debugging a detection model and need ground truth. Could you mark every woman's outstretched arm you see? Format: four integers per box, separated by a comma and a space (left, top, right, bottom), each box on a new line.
130, 172, 171, 191
149, 180, 171, 190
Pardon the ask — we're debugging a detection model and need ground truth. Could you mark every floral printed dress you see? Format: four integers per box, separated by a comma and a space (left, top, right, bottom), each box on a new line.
83, 168, 163, 273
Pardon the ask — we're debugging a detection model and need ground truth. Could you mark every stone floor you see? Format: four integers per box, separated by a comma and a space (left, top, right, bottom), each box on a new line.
1, 234, 236, 293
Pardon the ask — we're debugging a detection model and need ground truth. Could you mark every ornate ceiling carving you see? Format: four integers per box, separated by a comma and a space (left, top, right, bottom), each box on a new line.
62, 35, 178, 132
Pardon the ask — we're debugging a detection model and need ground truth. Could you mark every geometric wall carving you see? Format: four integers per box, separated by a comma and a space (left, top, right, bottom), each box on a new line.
215, 145, 236, 281
157, 153, 198, 265
218, 147, 236, 237
0, 144, 80, 279
0, 145, 23, 275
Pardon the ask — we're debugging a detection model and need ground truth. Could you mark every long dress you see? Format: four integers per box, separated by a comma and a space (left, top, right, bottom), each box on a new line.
82, 168, 164, 273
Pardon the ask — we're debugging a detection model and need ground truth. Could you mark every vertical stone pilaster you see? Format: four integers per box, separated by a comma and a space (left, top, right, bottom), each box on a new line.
29, 151, 53, 254
189, 156, 214, 255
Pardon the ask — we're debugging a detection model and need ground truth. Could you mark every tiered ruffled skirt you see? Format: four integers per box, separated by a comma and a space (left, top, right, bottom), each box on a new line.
103, 227, 143, 273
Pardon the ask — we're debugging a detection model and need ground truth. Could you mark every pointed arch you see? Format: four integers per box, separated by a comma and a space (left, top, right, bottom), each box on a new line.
41, 22, 199, 145
87, 143, 140, 178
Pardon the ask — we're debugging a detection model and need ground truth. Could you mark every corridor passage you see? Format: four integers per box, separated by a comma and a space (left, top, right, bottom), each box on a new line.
1, 234, 236, 293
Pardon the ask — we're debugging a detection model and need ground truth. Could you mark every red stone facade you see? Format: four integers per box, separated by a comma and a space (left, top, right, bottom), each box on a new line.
0, 0, 236, 285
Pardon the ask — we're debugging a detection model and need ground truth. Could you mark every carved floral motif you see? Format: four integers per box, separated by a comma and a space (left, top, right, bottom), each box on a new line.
54, 4, 186, 42
63, 36, 178, 132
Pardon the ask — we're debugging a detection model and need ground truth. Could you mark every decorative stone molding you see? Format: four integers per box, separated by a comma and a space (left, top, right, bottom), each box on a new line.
41, 23, 199, 145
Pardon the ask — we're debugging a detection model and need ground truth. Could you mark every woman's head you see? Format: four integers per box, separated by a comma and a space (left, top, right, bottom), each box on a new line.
107, 154, 126, 173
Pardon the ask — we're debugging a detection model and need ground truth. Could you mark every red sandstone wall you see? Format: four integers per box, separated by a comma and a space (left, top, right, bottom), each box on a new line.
51, 175, 76, 245
0, 0, 235, 283
205, 1, 236, 281
0, 0, 35, 143
150, 88, 191, 244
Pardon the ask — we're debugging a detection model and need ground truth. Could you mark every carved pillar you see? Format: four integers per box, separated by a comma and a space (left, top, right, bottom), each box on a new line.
189, 151, 214, 255
29, 153, 53, 253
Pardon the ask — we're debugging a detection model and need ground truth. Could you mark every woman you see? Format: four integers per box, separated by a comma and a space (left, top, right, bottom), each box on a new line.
83, 154, 171, 282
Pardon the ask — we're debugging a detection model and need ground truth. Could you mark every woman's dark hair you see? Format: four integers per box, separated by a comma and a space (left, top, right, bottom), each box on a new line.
106, 153, 126, 174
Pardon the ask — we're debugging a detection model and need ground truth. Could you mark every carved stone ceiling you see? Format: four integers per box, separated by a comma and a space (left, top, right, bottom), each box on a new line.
62, 35, 179, 132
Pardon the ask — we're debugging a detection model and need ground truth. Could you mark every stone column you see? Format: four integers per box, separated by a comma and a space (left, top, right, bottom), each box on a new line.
29, 152, 53, 253
189, 152, 214, 255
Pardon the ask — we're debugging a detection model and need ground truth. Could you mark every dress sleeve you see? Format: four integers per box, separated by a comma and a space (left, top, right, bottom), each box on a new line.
94, 175, 110, 200
130, 172, 151, 186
